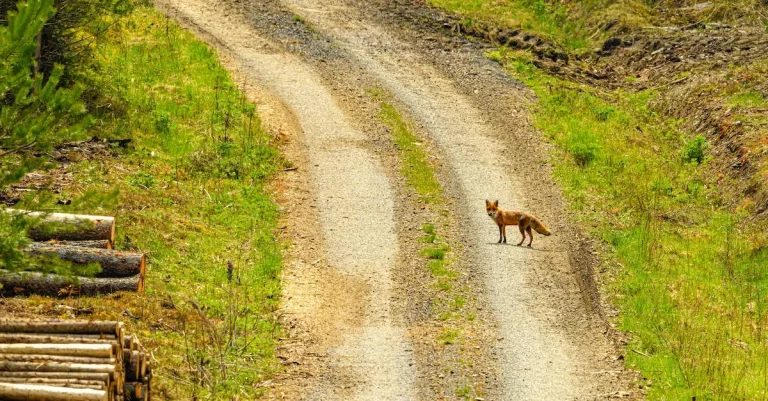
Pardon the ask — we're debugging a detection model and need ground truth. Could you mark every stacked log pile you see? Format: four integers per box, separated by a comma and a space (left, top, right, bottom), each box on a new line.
0, 210, 146, 296
0, 319, 152, 401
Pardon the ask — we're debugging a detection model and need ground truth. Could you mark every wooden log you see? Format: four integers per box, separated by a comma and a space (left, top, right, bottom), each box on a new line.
139, 353, 147, 377
0, 378, 106, 390
0, 382, 107, 401
0, 354, 115, 365
0, 353, 114, 364
0, 343, 114, 358
0, 271, 144, 296
0, 319, 119, 335
143, 374, 150, 401
0, 334, 116, 344
124, 351, 140, 381
4, 210, 115, 243
40, 239, 113, 250
124, 382, 142, 401
123, 335, 137, 351
0, 372, 109, 381
24, 244, 145, 278
0, 361, 115, 373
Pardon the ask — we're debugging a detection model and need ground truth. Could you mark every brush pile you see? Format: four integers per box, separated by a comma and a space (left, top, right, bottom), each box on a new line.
0, 211, 146, 297
0, 319, 152, 400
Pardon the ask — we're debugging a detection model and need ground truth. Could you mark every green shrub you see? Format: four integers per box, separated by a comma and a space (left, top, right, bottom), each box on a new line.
565, 129, 600, 166
682, 135, 709, 165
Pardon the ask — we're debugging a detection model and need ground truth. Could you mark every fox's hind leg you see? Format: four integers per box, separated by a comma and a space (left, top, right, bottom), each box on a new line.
526, 226, 533, 247
517, 224, 526, 246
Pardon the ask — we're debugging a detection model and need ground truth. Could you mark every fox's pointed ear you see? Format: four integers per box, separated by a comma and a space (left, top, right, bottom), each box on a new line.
493, 200, 499, 207
485, 199, 490, 206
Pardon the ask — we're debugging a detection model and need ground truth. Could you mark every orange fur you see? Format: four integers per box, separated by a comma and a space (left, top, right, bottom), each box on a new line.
485, 199, 551, 246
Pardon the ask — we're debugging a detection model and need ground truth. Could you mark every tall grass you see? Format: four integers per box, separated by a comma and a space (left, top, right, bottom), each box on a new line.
489, 48, 768, 398
10, 7, 284, 398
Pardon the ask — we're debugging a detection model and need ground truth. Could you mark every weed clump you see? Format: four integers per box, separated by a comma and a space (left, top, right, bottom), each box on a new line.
682, 135, 709, 165
565, 129, 600, 166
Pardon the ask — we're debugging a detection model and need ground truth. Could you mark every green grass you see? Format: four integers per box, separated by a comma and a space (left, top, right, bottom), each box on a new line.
11, 7, 284, 399
429, 0, 765, 52
379, 102, 443, 203
488, 47, 768, 398
438, 328, 460, 345
430, 0, 593, 50
729, 90, 767, 108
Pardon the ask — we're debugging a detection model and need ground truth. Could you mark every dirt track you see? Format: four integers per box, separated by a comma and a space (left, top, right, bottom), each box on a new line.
157, 0, 640, 398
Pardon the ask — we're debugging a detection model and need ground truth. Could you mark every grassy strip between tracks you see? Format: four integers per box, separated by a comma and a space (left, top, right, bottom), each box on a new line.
373, 91, 485, 399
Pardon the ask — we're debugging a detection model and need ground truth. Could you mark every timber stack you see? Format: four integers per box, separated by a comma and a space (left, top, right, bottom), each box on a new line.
0, 210, 146, 296
0, 319, 152, 401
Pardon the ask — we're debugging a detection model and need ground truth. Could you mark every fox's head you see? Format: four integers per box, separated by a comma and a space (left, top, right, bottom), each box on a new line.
485, 199, 499, 218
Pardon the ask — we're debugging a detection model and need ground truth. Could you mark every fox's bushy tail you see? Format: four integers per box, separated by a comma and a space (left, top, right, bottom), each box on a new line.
532, 218, 551, 236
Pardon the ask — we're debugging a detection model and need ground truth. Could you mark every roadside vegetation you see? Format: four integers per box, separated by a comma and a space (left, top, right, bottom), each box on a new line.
430, 0, 766, 51
433, 0, 768, 398
1, 3, 282, 399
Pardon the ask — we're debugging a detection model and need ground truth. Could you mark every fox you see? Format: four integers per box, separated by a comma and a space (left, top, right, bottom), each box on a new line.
485, 200, 551, 247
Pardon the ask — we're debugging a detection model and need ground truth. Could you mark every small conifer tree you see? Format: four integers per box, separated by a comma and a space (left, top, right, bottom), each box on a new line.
0, 0, 92, 274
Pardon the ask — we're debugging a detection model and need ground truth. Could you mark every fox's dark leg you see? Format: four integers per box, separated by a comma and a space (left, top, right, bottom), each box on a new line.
502, 225, 507, 243
526, 226, 533, 247
517, 224, 526, 246
498, 225, 503, 243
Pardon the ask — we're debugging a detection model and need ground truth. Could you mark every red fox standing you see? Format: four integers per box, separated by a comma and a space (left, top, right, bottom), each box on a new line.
485, 200, 551, 246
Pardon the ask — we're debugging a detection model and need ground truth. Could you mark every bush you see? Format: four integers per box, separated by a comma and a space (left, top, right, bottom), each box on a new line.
565, 129, 600, 166
682, 135, 709, 165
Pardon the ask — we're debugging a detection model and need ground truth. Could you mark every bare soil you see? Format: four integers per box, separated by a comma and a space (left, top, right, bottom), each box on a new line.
0, 138, 121, 207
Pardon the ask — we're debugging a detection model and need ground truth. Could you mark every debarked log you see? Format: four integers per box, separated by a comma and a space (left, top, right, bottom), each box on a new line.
0, 382, 107, 401
0, 354, 115, 365
0, 320, 119, 335
0, 271, 144, 296
4, 210, 115, 243
0, 372, 110, 382
0, 334, 116, 344
24, 244, 144, 278
0, 343, 114, 358
0, 361, 115, 373
0, 378, 107, 390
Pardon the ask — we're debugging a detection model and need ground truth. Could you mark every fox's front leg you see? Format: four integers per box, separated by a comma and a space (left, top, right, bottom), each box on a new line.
497, 224, 503, 243
502, 224, 507, 243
